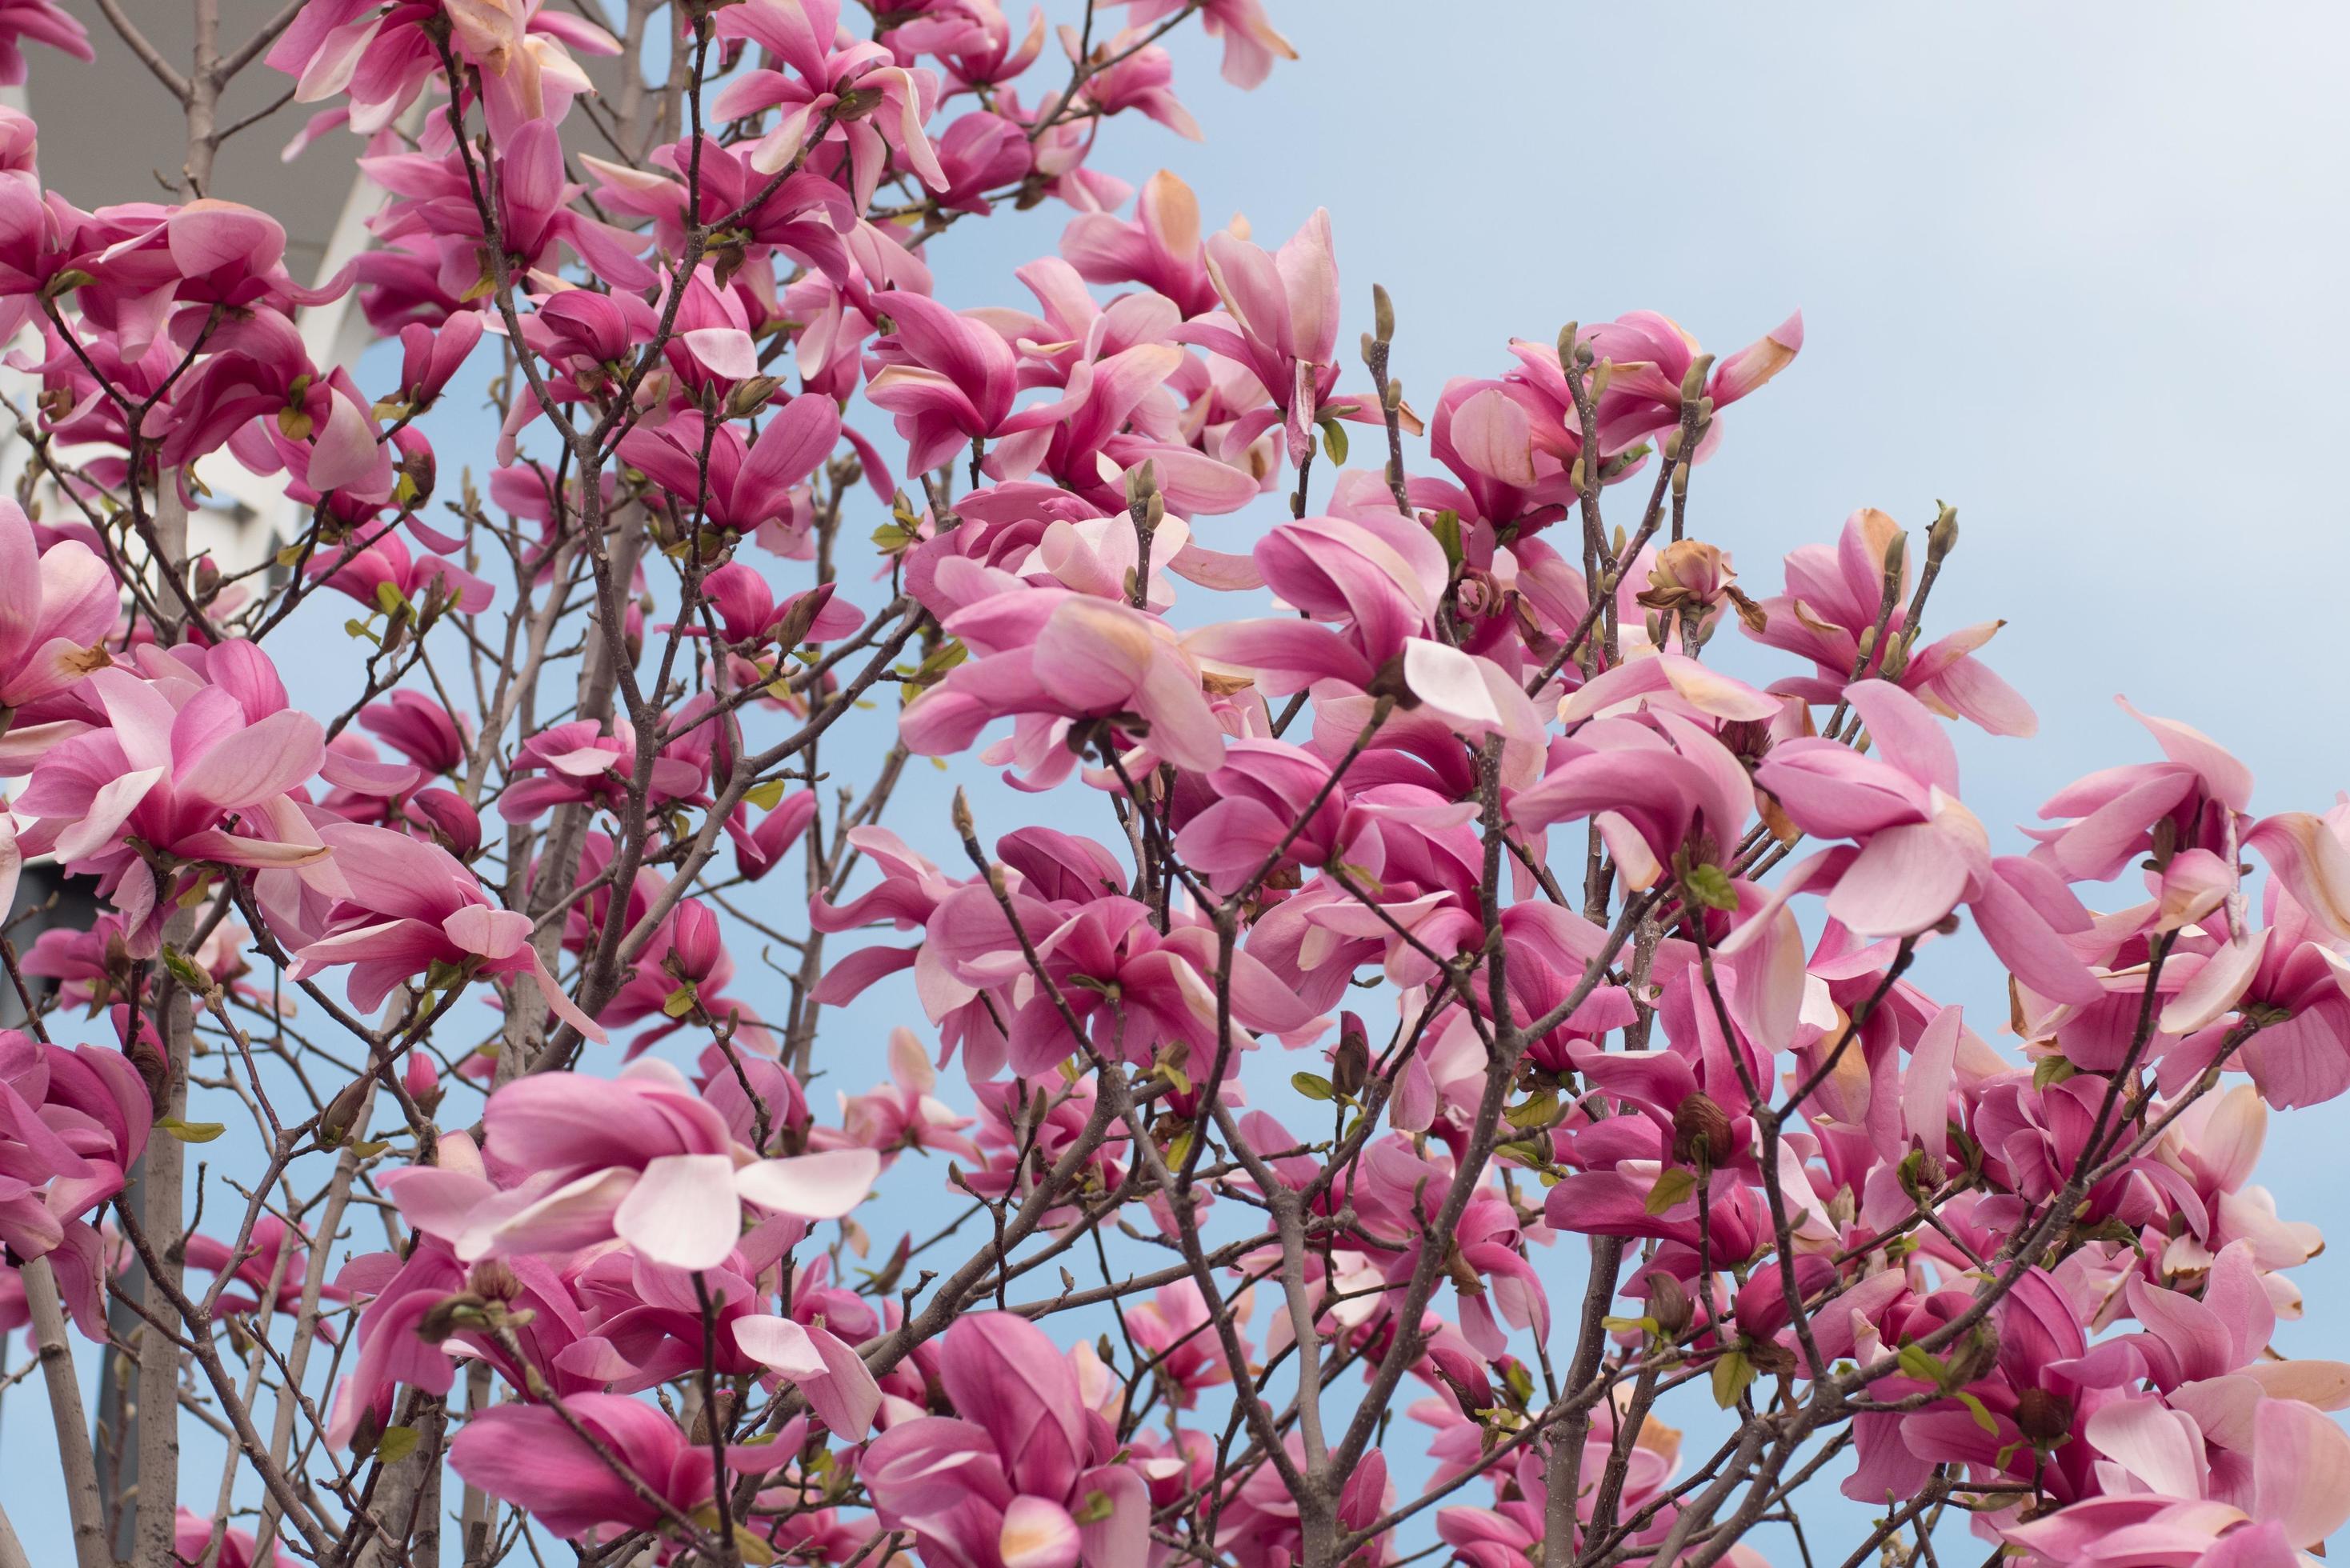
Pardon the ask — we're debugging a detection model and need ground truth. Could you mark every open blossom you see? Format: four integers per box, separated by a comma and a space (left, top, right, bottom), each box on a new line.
377, 1059, 879, 1271
863, 1312, 1152, 1566
1755, 679, 2104, 1003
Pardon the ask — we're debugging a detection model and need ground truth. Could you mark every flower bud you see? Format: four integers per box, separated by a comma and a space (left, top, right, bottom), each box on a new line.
1679, 354, 1715, 403
723, 375, 783, 421
1671, 1092, 1735, 1170
1637, 539, 1735, 614
1371, 283, 1395, 344
129, 1036, 170, 1118
1332, 1011, 1370, 1099
2012, 1386, 2072, 1446
318, 1076, 370, 1148
402, 1052, 442, 1115
1556, 322, 1579, 365
1927, 502, 1960, 564
1124, 459, 1159, 508
1643, 1270, 1693, 1338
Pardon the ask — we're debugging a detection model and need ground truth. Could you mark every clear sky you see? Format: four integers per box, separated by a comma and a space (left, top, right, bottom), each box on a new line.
10, 3, 2350, 1562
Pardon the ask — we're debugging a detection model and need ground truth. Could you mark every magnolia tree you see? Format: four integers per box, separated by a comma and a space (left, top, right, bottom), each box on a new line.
0, 2, 2342, 1567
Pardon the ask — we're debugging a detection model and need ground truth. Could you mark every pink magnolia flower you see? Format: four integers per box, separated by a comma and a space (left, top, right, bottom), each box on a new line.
1061, 168, 1222, 317
1745, 507, 2033, 736
901, 588, 1225, 784
828, 1026, 979, 1166
450, 1393, 720, 1544
306, 524, 495, 618
0, 0, 89, 86
1118, 0, 1293, 89
268, 0, 617, 143
172, 1507, 275, 1568
1178, 207, 1341, 464
711, 0, 949, 209
616, 398, 843, 551
1756, 680, 2103, 1003
378, 1058, 879, 1271
363, 120, 653, 306
14, 661, 330, 950
286, 821, 607, 1042
863, 288, 1019, 475
0, 495, 116, 710
861, 1311, 1152, 1568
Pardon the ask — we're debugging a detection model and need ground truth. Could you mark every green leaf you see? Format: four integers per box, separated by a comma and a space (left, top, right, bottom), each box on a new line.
1601, 1314, 1659, 1335
1956, 1390, 1997, 1435
1291, 1071, 1335, 1102
156, 1118, 226, 1144
1711, 1350, 1755, 1410
745, 778, 787, 811
159, 946, 213, 994
662, 984, 699, 1019
374, 1425, 421, 1466
374, 581, 410, 618
1643, 1166, 1699, 1216
1682, 863, 1739, 912
2032, 1054, 2076, 1091
1896, 1342, 1949, 1387
1315, 416, 1349, 466
1431, 510, 1464, 570
1073, 1490, 1115, 1525
1503, 1090, 1559, 1130
1157, 1058, 1191, 1096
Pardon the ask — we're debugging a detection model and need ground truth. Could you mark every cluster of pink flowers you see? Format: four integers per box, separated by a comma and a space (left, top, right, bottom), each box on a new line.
0, 2, 2339, 1567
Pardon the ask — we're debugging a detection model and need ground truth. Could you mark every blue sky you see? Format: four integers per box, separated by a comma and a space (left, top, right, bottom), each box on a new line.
11, 3, 2350, 1562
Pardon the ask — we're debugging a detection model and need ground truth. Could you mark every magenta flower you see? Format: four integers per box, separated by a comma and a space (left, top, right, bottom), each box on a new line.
378, 1058, 878, 1270
901, 588, 1225, 782
450, 1393, 718, 1544
1062, 168, 1221, 317
14, 662, 330, 950
0, 496, 115, 710
616, 397, 843, 550
1118, 0, 1294, 89
1756, 680, 2103, 1002
862, 1312, 1151, 1568
286, 821, 607, 1042
0, 0, 90, 86
711, 0, 948, 209
1746, 507, 2033, 737
1179, 207, 1341, 463
863, 289, 1019, 474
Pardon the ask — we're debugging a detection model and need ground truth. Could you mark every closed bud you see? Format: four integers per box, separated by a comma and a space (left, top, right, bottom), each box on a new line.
1372, 283, 1395, 343
688, 1386, 736, 1445
1679, 353, 1715, 402
1556, 322, 1579, 365
1383, 377, 1403, 414
951, 786, 975, 842
1671, 1092, 1735, 1170
1927, 502, 1960, 564
1643, 1270, 1692, 1338
1880, 530, 1907, 589
129, 1037, 170, 1118
1124, 459, 1159, 507
723, 375, 783, 421
2012, 1386, 2072, 1446
1332, 1011, 1370, 1099
319, 1076, 370, 1148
